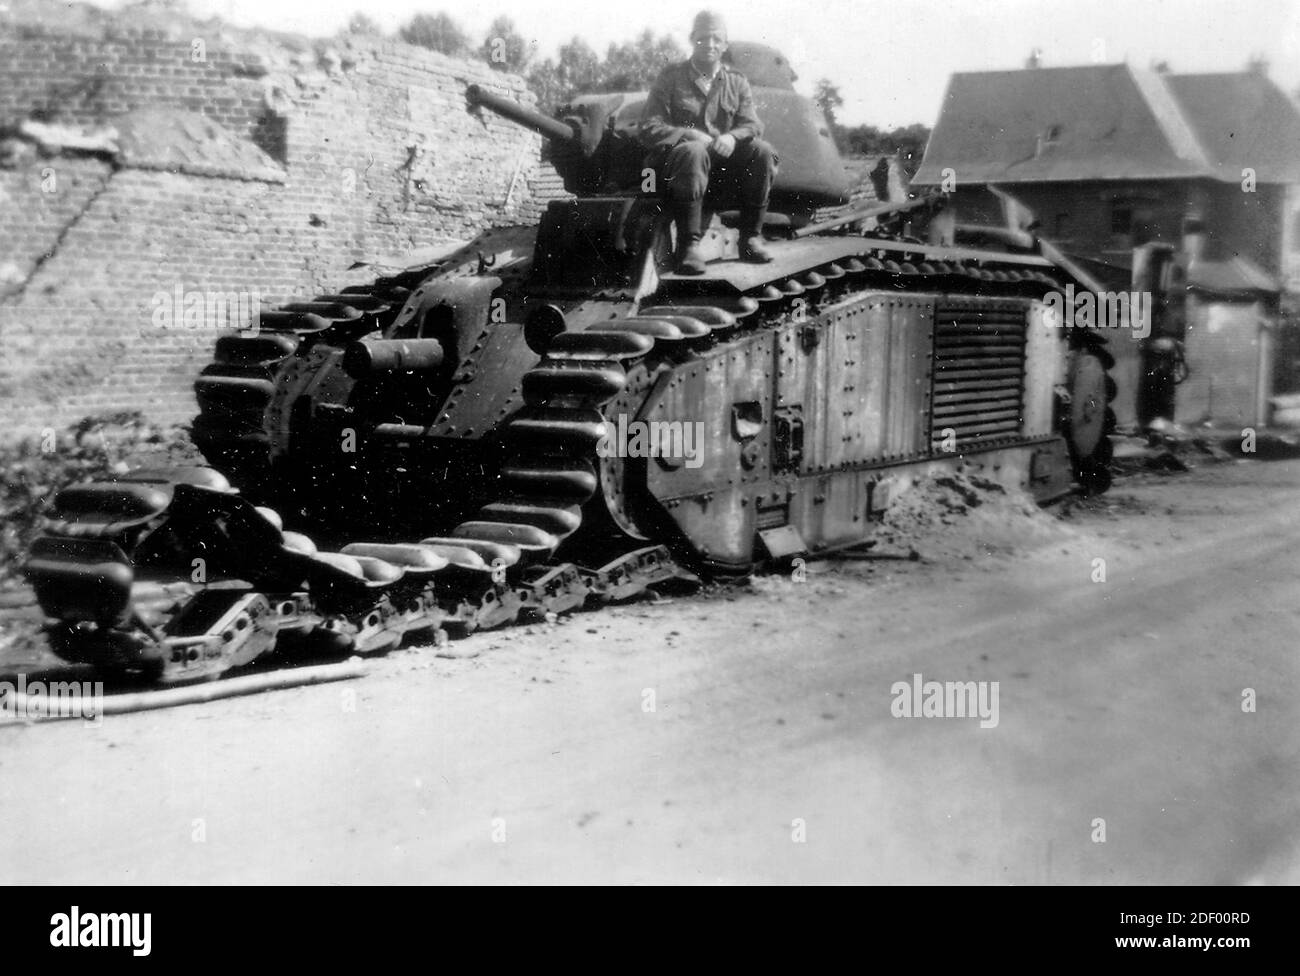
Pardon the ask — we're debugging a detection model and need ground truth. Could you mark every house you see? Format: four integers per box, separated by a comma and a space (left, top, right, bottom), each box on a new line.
913, 61, 1300, 428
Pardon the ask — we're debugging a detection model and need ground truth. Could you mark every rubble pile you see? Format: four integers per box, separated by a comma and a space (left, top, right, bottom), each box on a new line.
1109, 419, 1300, 476
868, 470, 1078, 562
0, 412, 198, 588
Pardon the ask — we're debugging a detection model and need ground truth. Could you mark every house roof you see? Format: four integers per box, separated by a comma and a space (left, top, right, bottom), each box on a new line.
1164, 72, 1300, 183
913, 64, 1300, 187
1187, 255, 1279, 295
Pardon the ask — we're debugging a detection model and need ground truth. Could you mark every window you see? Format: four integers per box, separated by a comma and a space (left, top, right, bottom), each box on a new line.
1111, 206, 1133, 235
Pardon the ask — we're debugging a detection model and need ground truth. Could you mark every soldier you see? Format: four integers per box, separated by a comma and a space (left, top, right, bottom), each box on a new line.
641, 10, 777, 275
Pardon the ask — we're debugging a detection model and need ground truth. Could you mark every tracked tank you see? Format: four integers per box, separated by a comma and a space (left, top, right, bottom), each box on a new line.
25, 43, 1118, 683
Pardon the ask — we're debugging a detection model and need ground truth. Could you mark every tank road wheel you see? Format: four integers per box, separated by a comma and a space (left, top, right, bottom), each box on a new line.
1064, 348, 1114, 495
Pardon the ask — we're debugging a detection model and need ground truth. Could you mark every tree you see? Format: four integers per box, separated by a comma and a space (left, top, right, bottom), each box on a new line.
814, 79, 844, 130
527, 37, 600, 109
557, 38, 601, 92
601, 30, 684, 92
344, 12, 382, 37
840, 122, 932, 178
810, 76, 932, 172
525, 31, 683, 109
399, 12, 470, 56
525, 59, 564, 109
481, 16, 533, 74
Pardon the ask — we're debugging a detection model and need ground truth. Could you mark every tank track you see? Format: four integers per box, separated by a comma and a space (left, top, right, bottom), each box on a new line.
25, 247, 1117, 686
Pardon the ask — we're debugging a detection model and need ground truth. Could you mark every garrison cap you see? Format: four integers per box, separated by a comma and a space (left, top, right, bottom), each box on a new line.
691, 10, 727, 40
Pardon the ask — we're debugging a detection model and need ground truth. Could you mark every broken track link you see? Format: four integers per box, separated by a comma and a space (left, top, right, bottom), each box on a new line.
25, 314, 700, 685
25, 473, 698, 686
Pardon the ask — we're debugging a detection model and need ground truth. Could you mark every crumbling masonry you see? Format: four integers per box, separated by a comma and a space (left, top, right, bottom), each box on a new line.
0, 4, 564, 438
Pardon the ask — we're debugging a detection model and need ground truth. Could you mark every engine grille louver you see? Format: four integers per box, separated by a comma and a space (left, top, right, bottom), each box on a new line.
930, 304, 1028, 448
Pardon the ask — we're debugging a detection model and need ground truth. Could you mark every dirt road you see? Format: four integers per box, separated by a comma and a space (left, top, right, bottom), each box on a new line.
2, 458, 1298, 884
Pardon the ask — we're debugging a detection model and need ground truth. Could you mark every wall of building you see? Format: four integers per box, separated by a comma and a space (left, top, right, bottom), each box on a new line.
0, 6, 562, 439
977, 180, 1194, 260
1206, 183, 1286, 274
951, 177, 1291, 279
1179, 295, 1271, 426
1283, 185, 1300, 293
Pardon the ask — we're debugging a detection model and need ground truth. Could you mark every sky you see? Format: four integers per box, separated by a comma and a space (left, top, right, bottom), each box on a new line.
85, 0, 1300, 127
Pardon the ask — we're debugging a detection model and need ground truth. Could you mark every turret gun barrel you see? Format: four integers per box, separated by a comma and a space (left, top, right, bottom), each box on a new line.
466, 85, 578, 145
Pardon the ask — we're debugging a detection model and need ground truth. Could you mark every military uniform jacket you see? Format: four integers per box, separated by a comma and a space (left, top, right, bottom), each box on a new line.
640, 60, 764, 153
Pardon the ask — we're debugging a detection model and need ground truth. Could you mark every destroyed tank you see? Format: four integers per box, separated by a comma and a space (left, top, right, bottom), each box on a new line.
26, 43, 1117, 683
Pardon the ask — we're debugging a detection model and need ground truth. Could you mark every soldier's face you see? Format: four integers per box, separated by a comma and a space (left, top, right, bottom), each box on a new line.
691, 30, 727, 66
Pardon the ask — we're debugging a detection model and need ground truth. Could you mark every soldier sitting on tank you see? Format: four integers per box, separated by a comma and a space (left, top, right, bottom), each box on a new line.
640, 10, 777, 275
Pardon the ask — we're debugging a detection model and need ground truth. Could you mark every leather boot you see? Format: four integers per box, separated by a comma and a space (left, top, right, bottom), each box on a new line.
674, 199, 707, 275
738, 206, 773, 264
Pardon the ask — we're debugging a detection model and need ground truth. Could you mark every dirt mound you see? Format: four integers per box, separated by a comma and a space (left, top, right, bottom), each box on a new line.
870, 470, 1082, 562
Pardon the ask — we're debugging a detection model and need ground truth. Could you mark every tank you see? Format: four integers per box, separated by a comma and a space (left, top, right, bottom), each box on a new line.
25, 43, 1119, 683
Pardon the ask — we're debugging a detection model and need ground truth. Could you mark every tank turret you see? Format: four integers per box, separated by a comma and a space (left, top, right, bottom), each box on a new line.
468, 42, 850, 221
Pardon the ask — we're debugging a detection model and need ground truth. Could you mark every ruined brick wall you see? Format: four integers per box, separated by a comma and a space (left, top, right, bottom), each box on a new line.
0, 23, 272, 144
0, 4, 563, 440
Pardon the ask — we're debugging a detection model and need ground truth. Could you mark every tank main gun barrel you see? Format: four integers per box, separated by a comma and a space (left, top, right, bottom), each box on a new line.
466, 85, 578, 145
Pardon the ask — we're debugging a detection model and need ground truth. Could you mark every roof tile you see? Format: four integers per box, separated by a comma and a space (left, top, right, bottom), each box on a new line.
914, 64, 1300, 187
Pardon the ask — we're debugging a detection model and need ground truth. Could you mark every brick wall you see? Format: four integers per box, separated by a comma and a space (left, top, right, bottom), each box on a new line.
0, 25, 273, 144
0, 4, 564, 440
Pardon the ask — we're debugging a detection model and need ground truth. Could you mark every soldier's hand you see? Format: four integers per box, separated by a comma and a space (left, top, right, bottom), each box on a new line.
711, 133, 737, 158
686, 129, 713, 144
